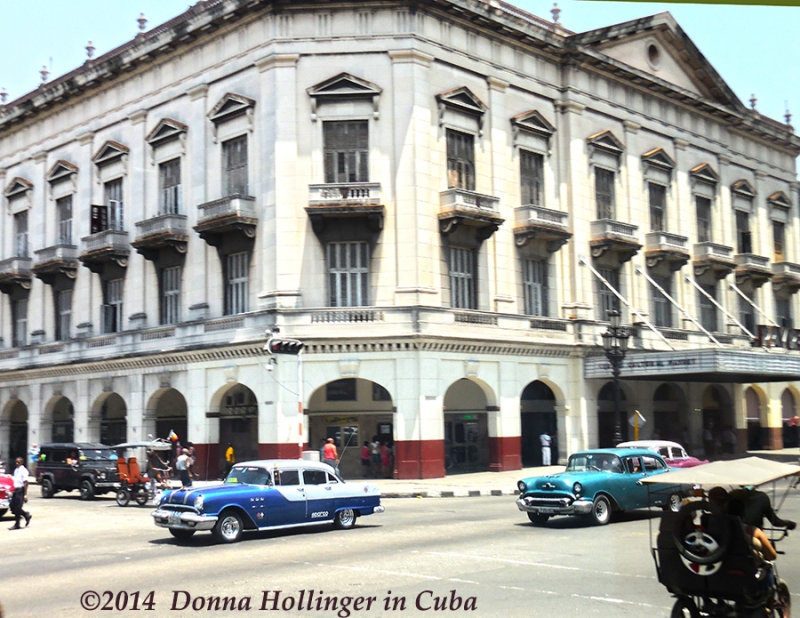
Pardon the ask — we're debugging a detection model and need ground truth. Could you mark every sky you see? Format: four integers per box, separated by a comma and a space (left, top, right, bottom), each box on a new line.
0, 0, 797, 125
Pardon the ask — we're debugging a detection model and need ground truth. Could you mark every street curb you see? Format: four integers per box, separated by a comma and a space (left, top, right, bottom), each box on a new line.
380, 488, 518, 499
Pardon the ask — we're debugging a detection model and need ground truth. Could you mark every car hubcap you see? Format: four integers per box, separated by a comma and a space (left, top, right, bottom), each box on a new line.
595, 501, 607, 520
221, 516, 240, 540
339, 509, 354, 526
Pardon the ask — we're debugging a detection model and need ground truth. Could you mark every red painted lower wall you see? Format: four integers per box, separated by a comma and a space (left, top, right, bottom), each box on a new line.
394, 440, 445, 479
489, 436, 521, 471
259, 443, 306, 459
192, 443, 220, 480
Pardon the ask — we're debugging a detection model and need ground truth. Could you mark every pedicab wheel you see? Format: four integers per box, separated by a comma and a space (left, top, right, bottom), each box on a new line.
213, 509, 243, 543
527, 513, 550, 525
134, 488, 149, 506
169, 528, 195, 542
671, 501, 729, 565
772, 579, 791, 618
670, 597, 700, 618
116, 488, 131, 507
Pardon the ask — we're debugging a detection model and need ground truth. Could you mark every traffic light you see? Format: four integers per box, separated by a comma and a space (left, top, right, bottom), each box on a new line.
265, 337, 304, 355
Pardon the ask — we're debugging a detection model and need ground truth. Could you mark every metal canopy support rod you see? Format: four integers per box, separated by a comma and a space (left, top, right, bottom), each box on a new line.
578, 256, 675, 350
684, 275, 755, 339
634, 265, 722, 349
728, 281, 780, 328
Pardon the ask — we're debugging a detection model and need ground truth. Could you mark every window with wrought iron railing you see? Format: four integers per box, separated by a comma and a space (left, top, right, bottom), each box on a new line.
449, 246, 476, 309
522, 258, 548, 316
160, 265, 182, 325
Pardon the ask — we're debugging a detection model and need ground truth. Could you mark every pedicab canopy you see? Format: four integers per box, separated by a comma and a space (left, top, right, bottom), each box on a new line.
640, 456, 800, 488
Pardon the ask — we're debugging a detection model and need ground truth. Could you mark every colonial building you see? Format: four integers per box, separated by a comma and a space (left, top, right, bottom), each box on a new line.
0, 0, 799, 479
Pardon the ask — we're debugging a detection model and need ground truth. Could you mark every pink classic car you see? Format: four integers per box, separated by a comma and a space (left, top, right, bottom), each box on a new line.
0, 465, 13, 517
617, 440, 709, 468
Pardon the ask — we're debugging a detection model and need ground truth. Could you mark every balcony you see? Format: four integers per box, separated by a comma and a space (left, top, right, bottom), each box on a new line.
438, 188, 503, 240
513, 205, 571, 251
32, 244, 79, 284
644, 231, 690, 271
131, 214, 189, 260
692, 242, 735, 280
79, 230, 130, 273
0, 256, 32, 292
194, 194, 257, 247
306, 183, 384, 236
589, 219, 641, 263
734, 253, 773, 288
772, 262, 800, 294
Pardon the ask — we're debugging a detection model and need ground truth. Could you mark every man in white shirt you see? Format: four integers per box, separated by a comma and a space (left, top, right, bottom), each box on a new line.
10, 457, 31, 530
540, 432, 552, 466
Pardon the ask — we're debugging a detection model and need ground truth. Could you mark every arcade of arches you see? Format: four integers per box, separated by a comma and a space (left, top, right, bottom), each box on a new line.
1, 377, 799, 478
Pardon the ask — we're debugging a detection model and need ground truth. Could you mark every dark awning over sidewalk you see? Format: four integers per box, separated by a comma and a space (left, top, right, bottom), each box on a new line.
584, 349, 800, 383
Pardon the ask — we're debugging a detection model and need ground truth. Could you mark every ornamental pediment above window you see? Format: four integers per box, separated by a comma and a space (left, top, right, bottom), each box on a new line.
731, 179, 755, 197
208, 93, 256, 125
307, 73, 382, 120
587, 129, 623, 169
46, 160, 78, 185
689, 162, 718, 186
587, 129, 624, 156
436, 86, 487, 135
641, 147, 674, 184
92, 140, 129, 167
768, 190, 792, 211
4, 176, 32, 213
4, 176, 32, 199
146, 118, 188, 148
511, 110, 555, 153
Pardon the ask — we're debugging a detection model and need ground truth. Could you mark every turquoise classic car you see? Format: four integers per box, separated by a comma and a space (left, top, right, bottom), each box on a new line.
516, 448, 683, 526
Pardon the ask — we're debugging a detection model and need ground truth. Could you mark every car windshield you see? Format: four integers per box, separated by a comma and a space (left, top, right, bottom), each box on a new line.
566, 453, 623, 473
225, 466, 271, 486
79, 448, 116, 461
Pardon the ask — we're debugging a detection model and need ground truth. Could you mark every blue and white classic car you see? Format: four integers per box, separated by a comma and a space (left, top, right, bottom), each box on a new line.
516, 448, 683, 526
152, 459, 384, 543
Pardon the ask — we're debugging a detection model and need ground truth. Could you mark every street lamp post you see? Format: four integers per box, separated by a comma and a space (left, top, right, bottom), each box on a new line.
601, 309, 630, 445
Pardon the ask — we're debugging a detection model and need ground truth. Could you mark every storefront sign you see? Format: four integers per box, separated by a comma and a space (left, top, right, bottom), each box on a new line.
754, 325, 800, 350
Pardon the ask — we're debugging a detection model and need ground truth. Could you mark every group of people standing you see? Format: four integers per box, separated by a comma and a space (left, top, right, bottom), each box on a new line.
362, 437, 392, 478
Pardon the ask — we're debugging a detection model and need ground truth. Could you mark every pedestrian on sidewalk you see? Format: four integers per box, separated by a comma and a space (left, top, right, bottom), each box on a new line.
540, 432, 552, 466
323, 438, 340, 476
9, 457, 31, 530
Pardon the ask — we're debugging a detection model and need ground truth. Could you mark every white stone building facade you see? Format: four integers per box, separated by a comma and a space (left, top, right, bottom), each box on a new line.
0, 0, 799, 478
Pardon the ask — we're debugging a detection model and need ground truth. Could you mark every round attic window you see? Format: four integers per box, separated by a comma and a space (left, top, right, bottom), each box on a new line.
647, 43, 661, 69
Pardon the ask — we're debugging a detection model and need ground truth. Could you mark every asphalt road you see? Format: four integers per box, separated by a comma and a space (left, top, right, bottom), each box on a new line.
3, 486, 800, 618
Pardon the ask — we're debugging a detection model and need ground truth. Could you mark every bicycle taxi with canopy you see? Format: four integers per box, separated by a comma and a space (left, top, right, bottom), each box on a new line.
642, 457, 798, 617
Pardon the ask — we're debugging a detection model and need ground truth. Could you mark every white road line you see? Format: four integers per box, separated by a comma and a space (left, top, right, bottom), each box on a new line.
422, 550, 652, 579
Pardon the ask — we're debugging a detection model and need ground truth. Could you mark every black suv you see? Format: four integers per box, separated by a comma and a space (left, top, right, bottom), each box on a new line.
37, 443, 120, 500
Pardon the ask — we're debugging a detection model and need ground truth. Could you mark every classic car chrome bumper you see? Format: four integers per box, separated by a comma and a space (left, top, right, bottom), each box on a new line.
151, 508, 218, 531
516, 495, 593, 516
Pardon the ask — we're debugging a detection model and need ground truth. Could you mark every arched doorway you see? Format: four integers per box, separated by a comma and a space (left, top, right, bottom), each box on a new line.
745, 387, 763, 450
219, 383, 259, 464
652, 384, 686, 444
781, 389, 798, 448
51, 397, 74, 443
307, 378, 394, 479
149, 388, 188, 444
598, 382, 627, 447
97, 393, 127, 445
443, 379, 490, 473
6, 400, 28, 462
701, 385, 733, 457
520, 381, 557, 466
